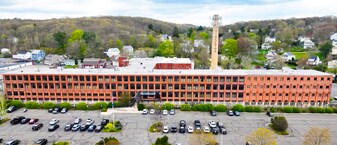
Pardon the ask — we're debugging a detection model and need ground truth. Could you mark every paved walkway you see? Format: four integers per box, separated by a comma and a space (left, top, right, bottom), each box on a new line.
100, 107, 141, 115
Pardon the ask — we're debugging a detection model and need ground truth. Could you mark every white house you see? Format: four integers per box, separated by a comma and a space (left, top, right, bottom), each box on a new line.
332, 40, 337, 47
122, 46, 134, 55
44, 54, 65, 65
330, 33, 337, 41
328, 60, 337, 68
1, 48, 10, 54
159, 34, 172, 42
104, 48, 120, 58
12, 51, 31, 60
261, 43, 272, 50
264, 36, 276, 43
298, 36, 311, 42
306, 56, 321, 66
303, 39, 315, 49
62, 59, 76, 66
282, 52, 296, 62
266, 50, 278, 60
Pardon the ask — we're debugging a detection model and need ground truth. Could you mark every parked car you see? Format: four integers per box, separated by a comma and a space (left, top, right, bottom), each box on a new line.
10, 116, 25, 125
52, 108, 60, 114
266, 111, 274, 117
179, 126, 185, 133
219, 127, 227, 134
60, 108, 68, 113
211, 127, 219, 135
101, 119, 109, 126
210, 110, 217, 116
34, 139, 48, 145
88, 125, 97, 132
227, 110, 234, 116
95, 125, 103, 132
194, 120, 201, 130
4, 140, 20, 145
20, 118, 31, 124
6, 106, 18, 113
32, 123, 43, 131
203, 126, 210, 133
142, 109, 148, 115
179, 120, 186, 127
216, 121, 224, 128
49, 119, 59, 125
162, 110, 168, 115
72, 124, 81, 131
29, 118, 39, 124
48, 124, 60, 132
169, 109, 175, 115
162, 126, 170, 133
234, 111, 240, 116
149, 109, 155, 115
64, 123, 74, 131
208, 120, 217, 128
74, 118, 82, 124
85, 118, 95, 125
171, 125, 177, 132
80, 124, 90, 131
0, 138, 2, 143
187, 126, 194, 133
23, 109, 27, 113
48, 108, 53, 113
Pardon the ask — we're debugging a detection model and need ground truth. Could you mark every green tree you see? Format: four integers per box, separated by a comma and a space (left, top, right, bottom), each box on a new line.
0, 96, 7, 117
232, 104, 244, 112
222, 38, 238, 59
319, 42, 333, 59
93, 102, 108, 110
76, 102, 88, 110
59, 102, 72, 109
198, 32, 209, 40
25, 101, 40, 109
180, 104, 191, 111
153, 135, 171, 145
214, 104, 227, 112
148, 24, 153, 30
116, 39, 123, 51
41, 102, 56, 109
74, 58, 78, 65
146, 34, 157, 48
8, 100, 25, 108
119, 93, 131, 107
137, 103, 145, 111
155, 40, 174, 57
172, 26, 179, 38
189, 30, 197, 41
271, 116, 288, 132
68, 29, 84, 43
161, 103, 174, 110
83, 31, 96, 44
53, 31, 68, 49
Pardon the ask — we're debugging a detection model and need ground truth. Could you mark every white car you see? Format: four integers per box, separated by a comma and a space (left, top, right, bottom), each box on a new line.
162, 110, 168, 115
85, 118, 95, 125
150, 109, 155, 115
203, 126, 210, 133
163, 126, 170, 133
49, 119, 59, 125
187, 126, 194, 133
142, 109, 148, 115
208, 120, 216, 128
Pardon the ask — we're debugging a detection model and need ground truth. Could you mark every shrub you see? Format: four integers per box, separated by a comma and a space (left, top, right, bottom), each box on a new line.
301, 108, 308, 113
93, 102, 108, 110
52, 141, 70, 145
107, 102, 113, 108
96, 137, 119, 145
205, 104, 214, 111
137, 103, 145, 111
7, 100, 25, 108
232, 104, 245, 112
333, 108, 337, 113
161, 103, 174, 110
76, 102, 88, 110
180, 104, 191, 111
244, 106, 253, 112
325, 107, 333, 113
41, 102, 56, 109
309, 107, 317, 113
197, 104, 208, 112
25, 101, 40, 109
59, 102, 72, 109
277, 107, 284, 112
293, 107, 300, 113
283, 107, 293, 113
149, 122, 163, 132
214, 104, 227, 112
154, 135, 170, 145
316, 107, 325, 113
101, 108, 107, 112
271, 116, 288, 132
114, 101, 121, 107
270, 107, 276, 112
191, 105, 198, 111
253, 106, 261, 112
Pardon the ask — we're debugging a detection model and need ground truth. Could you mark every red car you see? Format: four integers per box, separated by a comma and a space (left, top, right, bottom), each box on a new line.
29, 118, 39, 124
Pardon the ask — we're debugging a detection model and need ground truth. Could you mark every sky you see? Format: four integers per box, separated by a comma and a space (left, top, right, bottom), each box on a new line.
0, 0, 336, 26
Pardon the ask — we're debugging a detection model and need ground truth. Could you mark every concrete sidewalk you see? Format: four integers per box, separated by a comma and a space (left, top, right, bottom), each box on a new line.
100, 107, 141, 115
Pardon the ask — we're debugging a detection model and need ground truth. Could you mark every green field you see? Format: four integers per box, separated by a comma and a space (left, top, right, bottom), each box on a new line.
291, 51, 321, 59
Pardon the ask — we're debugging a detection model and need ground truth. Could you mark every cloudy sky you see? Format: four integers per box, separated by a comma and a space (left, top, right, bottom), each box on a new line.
0, 0, 336, 26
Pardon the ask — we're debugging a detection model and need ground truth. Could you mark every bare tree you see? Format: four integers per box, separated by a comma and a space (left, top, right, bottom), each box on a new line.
272, 55, 286, 69
241, 56, 253, 69
303, 127, 331, 145
189, 131, 217, 145
296, 55, 309, 69
0, 95, 7, 118
245, 128, 277, 145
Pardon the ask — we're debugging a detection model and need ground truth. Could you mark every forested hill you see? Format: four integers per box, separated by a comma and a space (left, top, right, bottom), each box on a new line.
0, 16, 194, 54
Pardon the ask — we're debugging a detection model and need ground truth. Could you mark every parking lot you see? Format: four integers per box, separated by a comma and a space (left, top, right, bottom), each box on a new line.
1, 109, 337, 145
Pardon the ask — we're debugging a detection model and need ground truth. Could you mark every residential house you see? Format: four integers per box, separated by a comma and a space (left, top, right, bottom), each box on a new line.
330, 33, 337, 41
82, 58, 106, 68
1, 48, 10, 54
332, 40, 337, 47
282, 52, 296, 62
261, 43, 272, 50
303, 39, 315, 49
44, 54, 65, 65
264, 36, 276, 43
31, 50, 45, 61
306, 56, 321, 66
181, 42, 195, 53
298, 36, 311, 42
104, 48, 120, 58
266, 50, 278, 60
159, 34, 172, 42
12, 51, 31, 61
122, 46, 134, 55
328, 60, 337, 68
62, 59, 76, 66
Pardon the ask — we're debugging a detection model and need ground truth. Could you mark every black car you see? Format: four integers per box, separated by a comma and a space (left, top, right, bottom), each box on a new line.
48, 124, 60, 131
194, 120, 201, 130
60, 108, 68, 113
170, 125, 177, 133
64, 123, 74, 131
234, 111, 240, 116
34, 139, 48, 145
88, 125, 97, 132
32, 123, 43, 131
179, 120, 186, 127
80, 124, 89, 131
10, 116, 25, 125
210, 110, 217, 116
6, 106, 18, 113
95, 125, 103, 133
219, 127, 227, 134
20, 118, 31, 124
101, 119, 109, 126
48, 108, 53, 113
0, 138, 3, 143
52, 108, 60, 114
4, 140, 20, 145
179, 126, 185, 133
266, 111, 274, 117
211, 127, 219, 135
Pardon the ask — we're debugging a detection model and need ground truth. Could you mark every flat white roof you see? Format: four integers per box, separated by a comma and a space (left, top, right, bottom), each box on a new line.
2, 65, 332, 76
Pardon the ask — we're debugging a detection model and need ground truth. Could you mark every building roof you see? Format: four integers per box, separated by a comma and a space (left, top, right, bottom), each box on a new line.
107, 48, 119, 52
31, 50, 43, 54
17, 50, 29, 54
83, 58, 100, 65
122, 46, 133, 51
3, 65, 332, 76
308, 56, 318, 60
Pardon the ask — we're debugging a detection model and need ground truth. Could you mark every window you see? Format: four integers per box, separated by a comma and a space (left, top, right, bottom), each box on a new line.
226, 77, 231, 82
314, 77, 317, 81
247, 85, 250, 88
254, 77, 257, 81
247, 77, 251, 81
294, 77, 297, 81
326, 86, 330, 89
260, 77, 264, 81
233, 77, 238, 82
239, 77, 244, 82
267, 77, 270, 81
280, 77, 284, 81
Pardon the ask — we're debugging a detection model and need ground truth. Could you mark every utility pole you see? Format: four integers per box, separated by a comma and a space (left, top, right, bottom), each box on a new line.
210, 14, 221, 70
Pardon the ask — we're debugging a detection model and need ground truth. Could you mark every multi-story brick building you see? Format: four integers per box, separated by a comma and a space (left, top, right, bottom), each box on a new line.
2, 66, 332, 107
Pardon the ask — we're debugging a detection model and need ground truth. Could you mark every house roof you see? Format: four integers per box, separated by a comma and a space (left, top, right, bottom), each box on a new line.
107, 48, 120, 52
308, 56, 318, 62
283, 52, 294, 56
122, 46, 134, 51
83, 58, 101, 65
31, 50, 43, 54
17, 50, 29, 54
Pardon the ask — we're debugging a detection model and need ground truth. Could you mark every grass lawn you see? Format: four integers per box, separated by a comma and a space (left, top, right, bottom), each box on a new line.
291, 52, 309, 59
269, 124, 289, 135
103, 121, 123, 132
63, 65, 77, 69
52, 141, 70, 145
149, 122, 163, 133
0, 118, 10, 125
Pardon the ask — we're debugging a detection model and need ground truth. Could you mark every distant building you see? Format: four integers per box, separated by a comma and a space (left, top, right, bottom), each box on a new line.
31, 50, 45, 61
264, 36, 276, 43
298, 36, 311, 42
82, 58, 106, 69
328, 60, 337, 68
266, 50, 278, 60
330, 33, 337, 41
128, 57, 194, 70
302, 39, 315, 49
63, 59, 76, 66
159, 34, 172, 42
122, 46, 134, 55
1, 48, 10, 54
332, 40, 337, 47
12, 51, 31, 61
261, 43, 272, 50
282, 52, 296, 62
104, 48, 120, 58
44, 54, 65, 66
306, 56, 321, 66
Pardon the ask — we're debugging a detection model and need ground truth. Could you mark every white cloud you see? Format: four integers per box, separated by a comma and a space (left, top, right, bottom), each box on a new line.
0, 0, 336, 26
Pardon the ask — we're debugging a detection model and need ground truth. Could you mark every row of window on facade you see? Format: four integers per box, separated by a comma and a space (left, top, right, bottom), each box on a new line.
4, 75, 245, 83
246, 76, 331, 81
246, 84, 330, 89
246, 92, 329, 97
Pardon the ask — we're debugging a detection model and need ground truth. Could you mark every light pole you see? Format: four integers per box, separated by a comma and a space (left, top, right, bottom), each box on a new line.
101, 137, 105, 145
